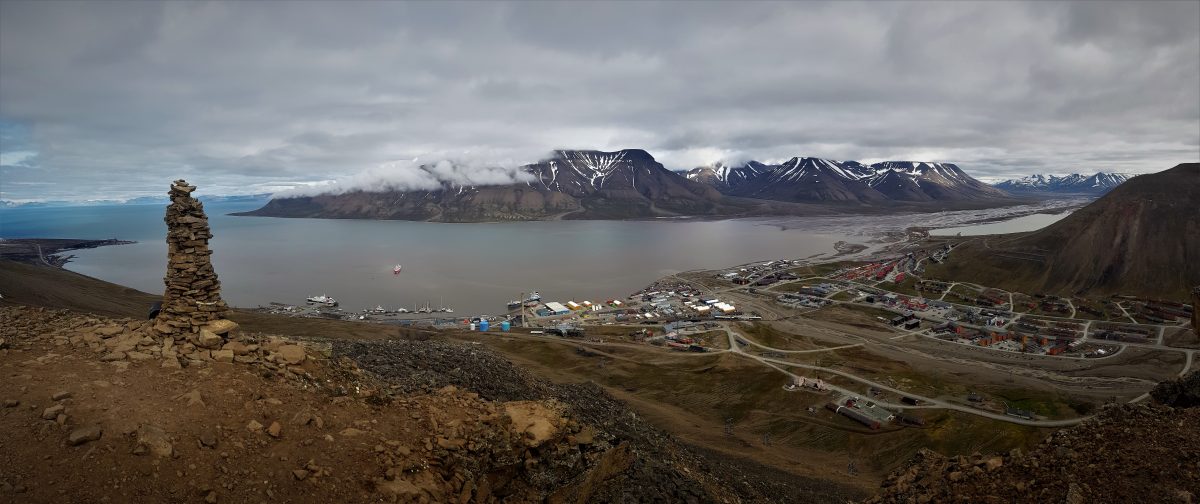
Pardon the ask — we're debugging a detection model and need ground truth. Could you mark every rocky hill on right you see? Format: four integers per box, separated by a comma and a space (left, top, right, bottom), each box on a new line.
926, 163, 1200, 300
866, 370, 1200, 504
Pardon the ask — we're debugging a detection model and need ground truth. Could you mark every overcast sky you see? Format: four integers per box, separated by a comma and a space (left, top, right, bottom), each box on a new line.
1, 1, 1197, 201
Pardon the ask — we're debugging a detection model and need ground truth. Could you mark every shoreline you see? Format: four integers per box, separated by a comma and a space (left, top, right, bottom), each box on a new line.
0, 238, 135, 268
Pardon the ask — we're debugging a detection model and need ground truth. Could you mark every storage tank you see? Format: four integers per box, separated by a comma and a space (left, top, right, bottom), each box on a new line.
480, 319, 490, 332
469, 322, 476, 331
500, 321, 511, 332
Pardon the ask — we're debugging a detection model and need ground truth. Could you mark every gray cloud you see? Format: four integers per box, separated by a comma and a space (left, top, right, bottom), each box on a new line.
0, 0, 1196, 201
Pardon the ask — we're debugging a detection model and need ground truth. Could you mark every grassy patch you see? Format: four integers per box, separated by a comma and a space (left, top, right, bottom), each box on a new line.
830, 290, 859, 302
738, 323, 827, 351
886, 277, 922, 297
988, 388, 1073, 418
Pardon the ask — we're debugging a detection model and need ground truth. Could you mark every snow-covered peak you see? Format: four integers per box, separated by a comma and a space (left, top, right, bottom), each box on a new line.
993, 172, 1132, 193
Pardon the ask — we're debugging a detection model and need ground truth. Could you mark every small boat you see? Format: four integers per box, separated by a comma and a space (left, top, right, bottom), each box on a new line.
417, 301, 432, 314
522, 291, 543, 307
306, 294, 338, 307
396, 307, 410, 314
393, 264, 402, 275
372, 305, 387, 313
507, 299, 522, 309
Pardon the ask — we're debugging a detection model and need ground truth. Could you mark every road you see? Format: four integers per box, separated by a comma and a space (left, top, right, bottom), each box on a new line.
721, 326, 1092, 427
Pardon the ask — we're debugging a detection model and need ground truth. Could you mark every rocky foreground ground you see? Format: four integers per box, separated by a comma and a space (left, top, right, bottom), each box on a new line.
867, 373, 1200, 504
0, 305, 859, 503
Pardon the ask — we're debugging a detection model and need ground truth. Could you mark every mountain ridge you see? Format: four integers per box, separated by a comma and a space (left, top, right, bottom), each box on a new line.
685, 157, 1009, 204
239, 149, 1021, 222
926, 163, 1200, 300
993, 172, 1131, 195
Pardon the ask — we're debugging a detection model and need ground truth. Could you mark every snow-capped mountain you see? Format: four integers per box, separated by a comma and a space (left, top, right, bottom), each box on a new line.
688, 157, 1007, 203
242, 149, 733, 222
525, 149, 721, 203
242, 149, 1018, 222
683, 161, 773, 193
993, 172, 1131, 195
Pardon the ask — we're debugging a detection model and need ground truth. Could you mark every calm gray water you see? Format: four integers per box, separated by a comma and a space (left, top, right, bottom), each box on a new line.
0, 200, 1079, 315
1, 202, 849, 315
928, 211, 1071, 236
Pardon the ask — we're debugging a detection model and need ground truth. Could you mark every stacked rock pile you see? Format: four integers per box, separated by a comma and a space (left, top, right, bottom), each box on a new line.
153, 180, 237, 346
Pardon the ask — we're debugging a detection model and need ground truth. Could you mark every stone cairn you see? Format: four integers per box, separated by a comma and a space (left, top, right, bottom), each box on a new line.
153, 180, 238, 347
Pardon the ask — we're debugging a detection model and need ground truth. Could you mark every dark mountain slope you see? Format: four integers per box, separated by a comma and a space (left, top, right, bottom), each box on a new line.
687, 158, 1010, 205
927, 163, 1200, 300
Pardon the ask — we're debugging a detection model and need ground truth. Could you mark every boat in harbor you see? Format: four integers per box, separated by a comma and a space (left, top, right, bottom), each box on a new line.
522, 291, 542, 307
393, 264, 402, 275
306, 294, 338, 307
396, 307, 410, 314
417, 301, 432, 314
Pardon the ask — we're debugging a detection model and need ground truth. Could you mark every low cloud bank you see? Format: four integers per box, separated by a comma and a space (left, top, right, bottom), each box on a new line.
273, 159, 537, 198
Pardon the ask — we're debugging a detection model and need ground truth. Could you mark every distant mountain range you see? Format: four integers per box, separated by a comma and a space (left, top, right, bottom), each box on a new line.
240, 149, 1018, 222
685, 158, 1008, 203
992, 172, 1131, 195
240, 150, 746, 221
929, 163, 1199, 299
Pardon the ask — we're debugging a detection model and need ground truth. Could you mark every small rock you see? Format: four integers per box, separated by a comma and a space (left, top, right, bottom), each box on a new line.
204, 319, 239, 335
948, 471, 963, 482
126, 351, 153, 361
51, 391, 72, 401
290, 410, 314, 426
267, 421, 282, 438
161, 357, 182, 369
68, 425, 103, 446
100, 351, 127, 362
211, 349, 234, 363
42, 404, 65, 420
3, 399, 19, 408
95, 326, 123, 337
196, 330, 223, 350
292, 469, 309, 481
221, 341, 250, 356
339, 428, 365, 437
985, 456, 1003, 471
247, 420, 264, 433
277, 345, 306, 365
199, 431, 218, 448
135, 424, 174, 458
177, 390, 205, 407
204, 490, 218, 503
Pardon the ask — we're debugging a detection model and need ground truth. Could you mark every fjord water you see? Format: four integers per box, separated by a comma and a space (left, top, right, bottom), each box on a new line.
1, 200, 1080, 315
928, 210, 1071, 236
1, 202, 848, 315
